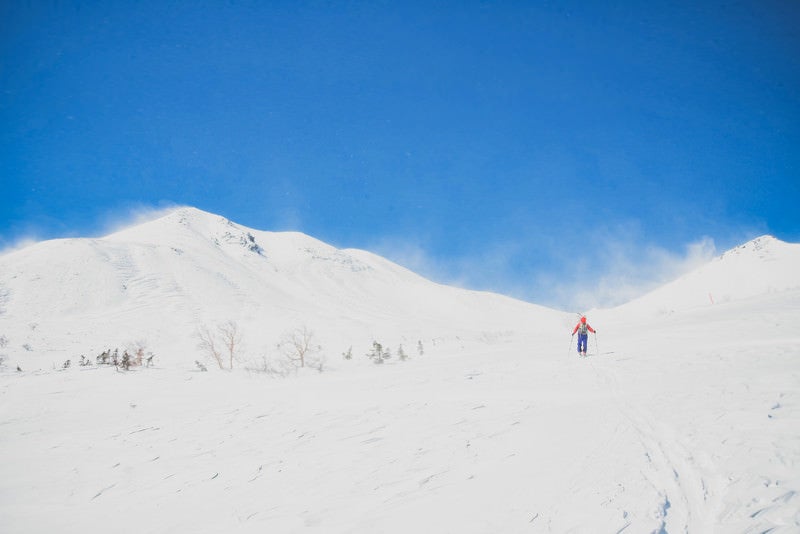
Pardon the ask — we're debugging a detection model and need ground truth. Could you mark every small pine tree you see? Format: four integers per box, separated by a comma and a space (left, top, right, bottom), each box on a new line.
343, 346, 353, 360
398, 344, 408, 361
417, 340, 424, 356
368, 341, 385, 364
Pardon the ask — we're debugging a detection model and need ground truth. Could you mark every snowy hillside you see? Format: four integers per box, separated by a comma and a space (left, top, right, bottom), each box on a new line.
0, 207, 563, 371
1, 210, 798, 533
603, 235, 800, 320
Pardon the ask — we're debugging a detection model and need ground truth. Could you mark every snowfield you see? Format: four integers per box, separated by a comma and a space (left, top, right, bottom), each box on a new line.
1, 208, 798, 533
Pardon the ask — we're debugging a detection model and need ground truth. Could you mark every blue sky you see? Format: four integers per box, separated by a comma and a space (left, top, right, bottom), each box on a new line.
2, 1, 798, 310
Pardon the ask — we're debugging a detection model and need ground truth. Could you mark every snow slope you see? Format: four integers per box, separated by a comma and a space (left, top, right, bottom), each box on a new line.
0, 207, 563, 370
1, 209, 798, 533
603, 235, 800, 320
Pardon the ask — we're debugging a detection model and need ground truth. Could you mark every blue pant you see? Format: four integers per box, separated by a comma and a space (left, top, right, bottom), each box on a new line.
577, 333, 588, 353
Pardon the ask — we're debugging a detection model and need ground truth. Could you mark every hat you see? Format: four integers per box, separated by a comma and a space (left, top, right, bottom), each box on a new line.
581, 317, 586, 323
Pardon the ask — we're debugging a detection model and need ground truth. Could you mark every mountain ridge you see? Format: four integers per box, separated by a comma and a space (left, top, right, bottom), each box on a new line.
1, 208, 798, 370
0, 207, 562, 369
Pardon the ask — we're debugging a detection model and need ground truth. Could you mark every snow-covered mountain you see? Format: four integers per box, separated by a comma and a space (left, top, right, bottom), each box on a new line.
0, 207, 563, 369
1, 208, 797, 369
599, 234, 800, 321
1, 208, 799, 533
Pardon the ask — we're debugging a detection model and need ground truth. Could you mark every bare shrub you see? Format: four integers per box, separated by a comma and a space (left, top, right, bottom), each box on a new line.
279, 326, 323, 370
196, 324, 225, 369
196, 322, 243, 370
245, 354, 298, 378
218, 321, 242, 370
126, 339, 149, 367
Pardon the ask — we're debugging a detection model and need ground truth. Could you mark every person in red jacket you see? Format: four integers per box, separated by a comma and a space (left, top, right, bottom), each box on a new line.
572, 316, 596, 357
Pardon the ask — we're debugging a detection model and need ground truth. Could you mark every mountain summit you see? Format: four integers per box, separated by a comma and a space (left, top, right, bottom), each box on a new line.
616, 234, 800, 316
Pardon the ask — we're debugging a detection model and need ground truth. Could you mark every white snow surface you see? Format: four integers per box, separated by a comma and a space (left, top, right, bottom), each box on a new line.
1, 207, 799, 533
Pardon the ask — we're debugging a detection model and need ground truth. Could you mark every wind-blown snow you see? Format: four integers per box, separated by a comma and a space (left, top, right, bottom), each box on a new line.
1, 207, 798, 533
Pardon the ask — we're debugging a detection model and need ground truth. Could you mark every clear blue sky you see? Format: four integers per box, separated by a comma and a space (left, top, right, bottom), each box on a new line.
2, 1, 798, 310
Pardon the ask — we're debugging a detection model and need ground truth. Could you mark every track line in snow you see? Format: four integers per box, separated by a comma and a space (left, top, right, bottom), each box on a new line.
589, 354, 722, 532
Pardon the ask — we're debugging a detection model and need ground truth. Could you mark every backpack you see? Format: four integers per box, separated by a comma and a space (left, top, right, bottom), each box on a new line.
578, 323, 588, 335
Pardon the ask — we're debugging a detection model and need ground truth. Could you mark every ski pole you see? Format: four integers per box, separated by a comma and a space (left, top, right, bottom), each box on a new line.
594, 333, 599, 357
567, 334, 574, 357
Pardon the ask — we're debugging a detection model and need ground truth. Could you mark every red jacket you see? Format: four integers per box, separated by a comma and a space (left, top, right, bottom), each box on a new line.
572, 320, 595, 335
